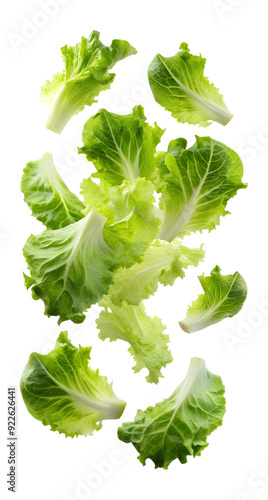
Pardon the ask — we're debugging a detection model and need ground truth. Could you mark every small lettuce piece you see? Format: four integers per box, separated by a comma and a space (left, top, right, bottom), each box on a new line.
148, 43, 232, 127
179, 266, 247, 333
97, 297, 172, 384
108, 239, 205, 306
118, 357, 226, 468
21, 153, 85, 229
158, 136, 247, 241
23, 210, 118, 324
41, 31, 136, 133
20, 331, 126, 437
79, 106, 164, 185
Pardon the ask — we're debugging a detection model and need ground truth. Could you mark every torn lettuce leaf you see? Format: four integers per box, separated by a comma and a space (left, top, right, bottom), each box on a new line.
179, 266, 247, 333
97, 297, 172, 384
108, 239, 205, 306
79, 106, 164, 185
118, 357, 226, 468
158, 136, 247, 241
148, 42, 232, 127
23, 210, 118, 324
21, 153, 85, 229
41, 31, 136, 133
20, 331, 126, 437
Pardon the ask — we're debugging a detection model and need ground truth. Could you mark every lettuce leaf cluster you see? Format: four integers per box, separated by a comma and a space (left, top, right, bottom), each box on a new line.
21, 34, 247, 467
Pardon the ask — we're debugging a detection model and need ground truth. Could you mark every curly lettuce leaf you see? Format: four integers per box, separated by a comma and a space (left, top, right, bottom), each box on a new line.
118, 357, 226, 468
41, 31, 136, 133
148, 42, 232, 127
23, 210, 118, 324
158, 136, 247, 241
97, 298, 172, 384
179, 266, 247, 333
21, 153, 85, 229
79, 106, 164, 185
108, 239, 205, 306
20, 332, 126, 437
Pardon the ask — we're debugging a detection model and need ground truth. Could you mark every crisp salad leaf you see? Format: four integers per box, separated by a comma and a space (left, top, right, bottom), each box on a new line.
20, 332, 126, 437
41, 31, 136, 133
23, 210, 118, 324
158, 136, 247, 241
179, 266, 247, 333
21, 153, 85, 229
118, 357, 226, 468
97, 297, 172, 383
108, 240, 205, 306
79, 106, 164, 185
148, 42, 232, 127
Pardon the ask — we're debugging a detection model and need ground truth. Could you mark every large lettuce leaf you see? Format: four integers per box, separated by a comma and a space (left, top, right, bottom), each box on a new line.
41, 31, 136, 133
148, 43, 232, 127
20, 332, 126, 437
158, 136, 247, 241
179, 266, 247, 333
97, 297, 172, 384
21, 153, 85, 229
79, 106, 164, 185
118, 357, 226, 468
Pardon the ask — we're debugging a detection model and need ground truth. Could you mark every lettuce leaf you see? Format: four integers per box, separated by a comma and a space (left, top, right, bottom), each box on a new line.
158, 136, 247, 241
118, 357, 226, 468
20, 332, 126, 437
108, 239, 205, 306
79, 106, 164, 185
23, 210, 119, 324
179, 266, 247, 333
41, 31, 136, 133
97, 297, 172, 383
148, 42, 232, 127
21, 153, 85, 229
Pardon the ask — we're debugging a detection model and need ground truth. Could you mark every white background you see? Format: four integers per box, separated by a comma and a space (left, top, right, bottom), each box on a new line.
1, 1, 268, 499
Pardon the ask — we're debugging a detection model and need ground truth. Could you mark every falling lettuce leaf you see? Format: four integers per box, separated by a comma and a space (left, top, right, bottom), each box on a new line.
79, 106, 164, 185
41, 31, 136, 133
148, 42, 232, 127
158, 136, 247, 241
108, 239, 205, 306
20, 332, 126, 437
118, 357, 226, 468
179, 266, 247, 333
21, 153, 85, 229
97, 297, 172, 383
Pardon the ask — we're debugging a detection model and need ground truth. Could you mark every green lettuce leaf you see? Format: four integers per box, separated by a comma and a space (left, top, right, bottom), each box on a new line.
20, 331, 126, 437
108, 239, 205, 306
179, 266, 247, 333
97, 297, 172, 383
79, 106, 164, 185
148, 42, 232, 127
118, 357, 226, 468
158, 136, 247, 241
21, 153, 85, 229
41, 31, 136, 133
23, 210, 118, 324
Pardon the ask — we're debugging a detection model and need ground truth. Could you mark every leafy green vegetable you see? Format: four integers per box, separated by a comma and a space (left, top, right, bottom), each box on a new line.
23, 210, 118, 324
79, 106, 164, 185
41, 31, 136, 133
21, 153, 85, 229
179, 266, 247, 333
20, 331, 126, 437
158, 136, 246, 241
118, 357, 226, 468
148, 42, 232, 127
97, 297, 172, 383
108, 239, 204, 306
